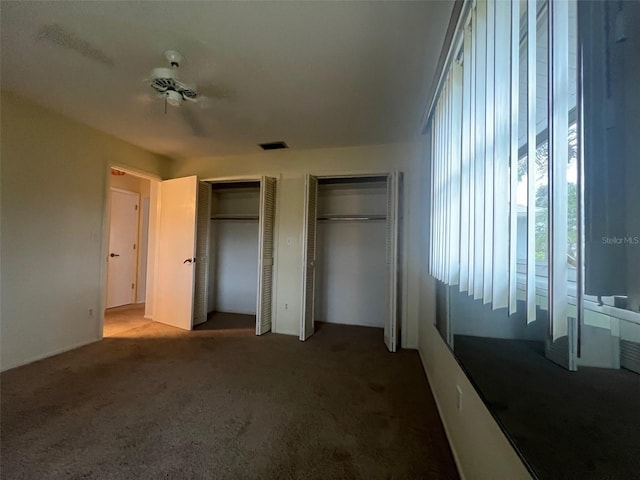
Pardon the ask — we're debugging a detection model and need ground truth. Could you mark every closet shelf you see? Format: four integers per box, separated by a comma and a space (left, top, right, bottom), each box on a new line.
211, 214, 259, 221
318, 214, 386, 222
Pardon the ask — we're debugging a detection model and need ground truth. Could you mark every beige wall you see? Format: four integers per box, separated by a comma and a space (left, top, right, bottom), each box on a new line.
415, 135, 532, 480
171, 142, 423, 344
0, 91, 172, 371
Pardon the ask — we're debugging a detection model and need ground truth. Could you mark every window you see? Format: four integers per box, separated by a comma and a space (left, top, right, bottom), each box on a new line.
429, 0, 578, 346
428, 1, 640, 477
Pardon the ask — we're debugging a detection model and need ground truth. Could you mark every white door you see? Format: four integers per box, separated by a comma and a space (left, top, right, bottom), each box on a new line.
256, 177, 276, 335
384, 171, 401, 352
107, 189, 139, 308
193, 181, 211, 326
154, 176, 198, 330
300, 174, 318, 341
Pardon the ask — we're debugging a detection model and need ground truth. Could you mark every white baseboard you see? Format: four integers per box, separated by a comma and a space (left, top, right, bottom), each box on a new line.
418, 348, 466, 480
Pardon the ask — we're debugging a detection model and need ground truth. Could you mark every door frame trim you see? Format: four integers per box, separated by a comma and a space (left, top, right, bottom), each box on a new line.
100, 164, 161, 339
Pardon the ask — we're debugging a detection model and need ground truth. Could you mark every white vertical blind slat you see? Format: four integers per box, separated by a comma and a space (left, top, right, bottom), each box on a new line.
549, 0, 569, 340
526, 0, 538, 323
430, 106, 437, 277
432, 103, 439, 278
473, 0, 487, 301
492, 0, 510, 310
467, 11, 477, 295
459, 25, 473, 292
483, 0, 495, 305
508, 0, 521, 315
442, 74, 453, 285
434, 103, 442, 280
450, 63, 463, 285
435, 100, 443, 279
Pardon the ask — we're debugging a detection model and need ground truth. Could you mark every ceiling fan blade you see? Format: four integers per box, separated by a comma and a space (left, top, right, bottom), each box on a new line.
180, 107, 207, 137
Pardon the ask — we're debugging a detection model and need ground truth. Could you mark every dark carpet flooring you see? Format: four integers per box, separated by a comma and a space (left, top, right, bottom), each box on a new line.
454, 335, 640, 480
1, 313, 458, 480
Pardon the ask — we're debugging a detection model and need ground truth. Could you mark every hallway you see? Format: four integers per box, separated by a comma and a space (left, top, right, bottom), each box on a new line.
104, 304, 152, 337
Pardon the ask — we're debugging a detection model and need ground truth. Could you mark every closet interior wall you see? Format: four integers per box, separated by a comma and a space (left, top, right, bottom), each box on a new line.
208, 183, 260, 315
315, 178, 388, 328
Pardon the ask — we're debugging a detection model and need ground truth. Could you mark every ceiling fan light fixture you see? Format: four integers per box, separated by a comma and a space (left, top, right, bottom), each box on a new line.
150, 67, 176, 82
165, 90, 183, 107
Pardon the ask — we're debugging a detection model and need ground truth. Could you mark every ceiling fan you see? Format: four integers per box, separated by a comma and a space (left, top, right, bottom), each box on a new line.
146, 49, 238, 137
149, 50, 205, 110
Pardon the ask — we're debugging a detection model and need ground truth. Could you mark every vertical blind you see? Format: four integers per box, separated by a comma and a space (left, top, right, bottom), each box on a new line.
429, 0, 575, 339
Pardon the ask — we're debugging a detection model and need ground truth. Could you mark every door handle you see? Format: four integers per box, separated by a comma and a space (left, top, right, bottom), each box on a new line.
183, 258, 196, 264
110, 253, 120, 258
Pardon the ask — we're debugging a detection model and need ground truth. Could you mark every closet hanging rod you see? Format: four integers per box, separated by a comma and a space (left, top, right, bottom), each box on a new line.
317, 214, 386, 222
211, 214, 259, 221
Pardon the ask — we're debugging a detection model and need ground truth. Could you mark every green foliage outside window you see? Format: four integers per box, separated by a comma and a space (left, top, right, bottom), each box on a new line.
517, 124, 578, 265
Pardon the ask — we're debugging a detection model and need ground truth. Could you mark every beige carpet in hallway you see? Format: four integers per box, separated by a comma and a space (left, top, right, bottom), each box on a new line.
104, 304, 152, 337
1, 315, 459, 479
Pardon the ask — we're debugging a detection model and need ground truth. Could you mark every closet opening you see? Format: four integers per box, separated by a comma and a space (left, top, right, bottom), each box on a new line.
198, 178, 276, 335
301, 173, 402, 352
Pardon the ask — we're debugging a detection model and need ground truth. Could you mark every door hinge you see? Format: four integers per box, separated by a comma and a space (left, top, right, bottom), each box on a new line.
132, 283, 135, 290
135, 204, 138, 211
133, 243, 136, 250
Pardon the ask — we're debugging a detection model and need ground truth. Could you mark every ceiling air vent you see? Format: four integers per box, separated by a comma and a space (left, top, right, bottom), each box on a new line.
259, 141, 289, 151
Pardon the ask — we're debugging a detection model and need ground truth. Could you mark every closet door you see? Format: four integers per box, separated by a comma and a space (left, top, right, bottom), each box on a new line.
154, 176, 199, 331
300, 174, 318, 341
256, 177, 276, 335
384, 171, 401, 352
193, 181, 211, 326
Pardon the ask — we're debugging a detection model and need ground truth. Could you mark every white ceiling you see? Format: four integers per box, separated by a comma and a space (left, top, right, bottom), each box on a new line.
1, 1, 452, 159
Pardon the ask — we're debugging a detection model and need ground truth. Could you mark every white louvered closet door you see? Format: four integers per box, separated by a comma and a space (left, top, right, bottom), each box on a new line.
192, 181, 211, 326
300, 174, 318, 341
384, 171, 401, 352
256, 176, 276, 335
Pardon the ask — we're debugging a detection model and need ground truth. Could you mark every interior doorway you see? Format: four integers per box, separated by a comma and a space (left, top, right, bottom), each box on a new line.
104, 167, 152, 336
